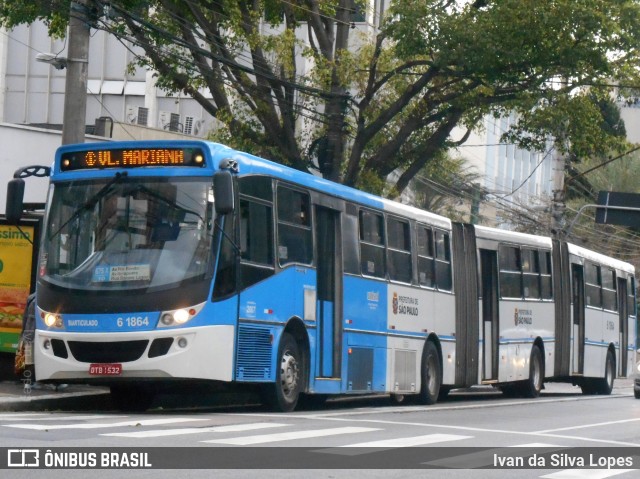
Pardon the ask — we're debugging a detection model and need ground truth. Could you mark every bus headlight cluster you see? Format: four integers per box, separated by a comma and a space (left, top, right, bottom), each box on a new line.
42, 311, 64, 329
157, 302, 205, 328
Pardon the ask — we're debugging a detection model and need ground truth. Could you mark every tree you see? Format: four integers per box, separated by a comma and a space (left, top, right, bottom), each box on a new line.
3, 0, 640, 196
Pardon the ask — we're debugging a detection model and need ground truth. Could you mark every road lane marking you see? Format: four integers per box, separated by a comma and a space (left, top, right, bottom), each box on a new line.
0, 415, 127, 422
540, 470, 635, 478
343, 433, 472, 448
233, 416, 640, 447
102, 422, 289, 438
201, 427, 380, 445
4, 418, 206, 430
535, 418, 640, 434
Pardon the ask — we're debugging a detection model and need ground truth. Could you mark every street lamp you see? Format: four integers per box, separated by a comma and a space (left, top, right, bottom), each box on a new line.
35, 53, 69, 70
36, 0, 91, 145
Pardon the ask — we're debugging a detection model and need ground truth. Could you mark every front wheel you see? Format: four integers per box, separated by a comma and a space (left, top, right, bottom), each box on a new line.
416, 341, 441, 405
262, 332, 302, 412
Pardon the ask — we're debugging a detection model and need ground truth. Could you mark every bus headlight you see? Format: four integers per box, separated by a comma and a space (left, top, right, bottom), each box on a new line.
157, 303, 205, 328
42, 311, 64, 329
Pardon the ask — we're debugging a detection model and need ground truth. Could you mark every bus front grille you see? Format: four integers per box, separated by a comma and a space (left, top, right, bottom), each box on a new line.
67, 340, 149, 363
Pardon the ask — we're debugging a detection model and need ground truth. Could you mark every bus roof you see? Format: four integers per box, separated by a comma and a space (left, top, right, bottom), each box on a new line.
567, 242, 635, 274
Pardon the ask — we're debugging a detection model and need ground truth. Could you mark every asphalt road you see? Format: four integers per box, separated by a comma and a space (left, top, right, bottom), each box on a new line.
0, 379, 638, 479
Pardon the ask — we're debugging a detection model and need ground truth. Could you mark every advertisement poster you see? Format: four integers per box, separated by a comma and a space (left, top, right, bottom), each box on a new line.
0, 225, 34, 353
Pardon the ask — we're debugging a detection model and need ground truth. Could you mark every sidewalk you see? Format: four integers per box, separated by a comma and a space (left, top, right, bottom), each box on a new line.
0, 380, 111, 412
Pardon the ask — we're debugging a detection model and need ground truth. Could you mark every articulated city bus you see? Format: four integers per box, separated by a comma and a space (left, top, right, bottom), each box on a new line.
5, 140, 636, 411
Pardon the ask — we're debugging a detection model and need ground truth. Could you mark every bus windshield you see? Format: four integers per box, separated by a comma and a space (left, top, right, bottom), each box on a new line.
41, 176, 215, 292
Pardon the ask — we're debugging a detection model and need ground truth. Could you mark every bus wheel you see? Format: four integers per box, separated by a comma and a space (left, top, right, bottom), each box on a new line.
264, 332, 302, 412
596, 350, 615, 395
110, 386, 155, 412
417, 342, 441, 405
521, 345, 544, 398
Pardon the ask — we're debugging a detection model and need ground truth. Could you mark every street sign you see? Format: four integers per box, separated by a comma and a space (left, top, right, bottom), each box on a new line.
595, 191, 640, 227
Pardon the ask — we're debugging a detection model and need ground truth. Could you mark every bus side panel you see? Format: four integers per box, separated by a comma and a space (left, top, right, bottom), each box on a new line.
497, 300, 555, 382
582, 308, 606, 378
237, 266, 314, 383
384, 284, 455, 393
343, 275, 387, 393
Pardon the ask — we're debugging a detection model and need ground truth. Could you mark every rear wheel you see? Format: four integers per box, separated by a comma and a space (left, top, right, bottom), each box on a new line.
581, 350, 615, 395
263, 333, 302, 412
521, 345, 544, 398
416, 341, 441, 405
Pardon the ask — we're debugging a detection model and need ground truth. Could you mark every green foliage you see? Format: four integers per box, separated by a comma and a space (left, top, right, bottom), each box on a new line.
3, 0, 640, 198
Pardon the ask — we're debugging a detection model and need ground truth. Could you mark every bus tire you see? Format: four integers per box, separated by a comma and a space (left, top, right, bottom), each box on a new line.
263, 332, 302, 412
595, 350, 615, 395
521, 345, 544, 398
110, 386, 155, 412
417, 341, 441, 405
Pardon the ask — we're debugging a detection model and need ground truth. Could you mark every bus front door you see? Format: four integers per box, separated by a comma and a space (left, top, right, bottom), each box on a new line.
315, 206, 343, 379
480, 249, 499, 381
571, 264, 586, 375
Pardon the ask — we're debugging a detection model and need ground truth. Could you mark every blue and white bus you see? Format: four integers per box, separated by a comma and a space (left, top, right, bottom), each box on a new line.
5, 140, 636, 411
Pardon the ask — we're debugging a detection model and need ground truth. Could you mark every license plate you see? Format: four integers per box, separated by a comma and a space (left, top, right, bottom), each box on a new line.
89, 363, 122, 376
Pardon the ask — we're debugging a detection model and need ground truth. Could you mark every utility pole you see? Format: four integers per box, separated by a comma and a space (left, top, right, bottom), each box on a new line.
551, 146, 566, 238
61, 0, 91, 145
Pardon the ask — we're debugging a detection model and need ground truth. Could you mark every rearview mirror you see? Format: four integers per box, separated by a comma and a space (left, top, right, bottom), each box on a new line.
213, 170, 235, 215
5, 178, 25, 224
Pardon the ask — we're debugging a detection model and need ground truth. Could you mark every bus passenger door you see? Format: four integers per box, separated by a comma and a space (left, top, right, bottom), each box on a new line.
480, 249, 499, 381
571, 264, 585, 375
617, 277, 629, 377
315, 206, 343, 378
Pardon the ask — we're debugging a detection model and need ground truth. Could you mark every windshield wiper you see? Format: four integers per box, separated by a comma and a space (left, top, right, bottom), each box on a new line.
49, 172, 128, 240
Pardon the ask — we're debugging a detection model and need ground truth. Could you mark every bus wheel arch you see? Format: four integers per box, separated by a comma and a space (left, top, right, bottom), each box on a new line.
521, 341, 544, 398
417, 335, 443, 405
262, 317, 309, 412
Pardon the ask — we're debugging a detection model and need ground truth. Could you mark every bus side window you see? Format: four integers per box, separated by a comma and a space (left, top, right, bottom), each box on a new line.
342, 204, 360, 274
540, 250, 553, 299
434, 230, 452, 291
387, 217, 411, 283
359, 209, 385, 278
628, 276, 637, 317
276, 186, 312, 266
499, 245, 522, 298
238, 176, 275, 289
417, 226, 435, 288
601, 268, 617, 311
522, 248, 540, 299
584, 262, 602, 308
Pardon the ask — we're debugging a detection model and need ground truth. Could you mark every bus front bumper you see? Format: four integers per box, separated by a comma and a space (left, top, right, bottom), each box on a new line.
33, 325, 235, 383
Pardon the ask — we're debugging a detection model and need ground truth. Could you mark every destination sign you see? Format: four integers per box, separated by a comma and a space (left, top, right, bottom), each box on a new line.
60, 147, 206, 171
